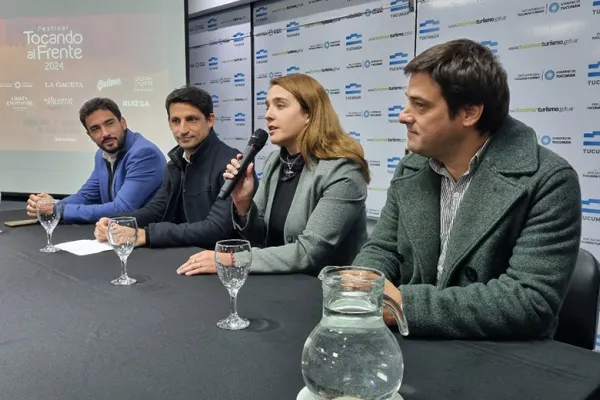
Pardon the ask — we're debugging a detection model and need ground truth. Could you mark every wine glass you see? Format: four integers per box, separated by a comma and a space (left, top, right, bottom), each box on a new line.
215, 239, 252, 330
36, 199, 61, 252
107, 217, 138, 286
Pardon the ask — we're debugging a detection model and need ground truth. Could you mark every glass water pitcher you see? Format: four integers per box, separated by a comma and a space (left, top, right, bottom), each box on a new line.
300, 266, 409, 400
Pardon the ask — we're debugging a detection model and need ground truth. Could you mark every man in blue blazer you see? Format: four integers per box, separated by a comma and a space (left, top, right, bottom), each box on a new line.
26, 98, 165, 223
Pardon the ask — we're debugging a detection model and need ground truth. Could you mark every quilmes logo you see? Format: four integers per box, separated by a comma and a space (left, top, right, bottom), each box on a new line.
418, 19, 440, 40
287, 65, 300, 75
256, 49, 268, 63
481, 40, 498, 54
345, 33, 363, 51
207, 17, 217, 30
583, 131, 600, 154
286, 21, 300, 37
388, 105, 404, 122
389, 51, 409, 71
349, 131, 360, 141
97, 78, 121, 91
208, 56, 218, 70
211, 94, 219, 107
234, 72, 246, 86
387, 157, 402, 170
594, 0, 600, 14
234, 112, 246, 125
257, 172, 264, 181
255, 6, 268, 21
345, 82, 362, 100
256, 90, 267, 103
588, 61, 600, 85
390, 0, 410, 16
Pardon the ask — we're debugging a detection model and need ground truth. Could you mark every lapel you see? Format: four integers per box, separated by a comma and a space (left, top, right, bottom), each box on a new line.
283, 161, 316, 235
395, 156, 441, 284
262, 155, 282, 229
438, 117, 540, 286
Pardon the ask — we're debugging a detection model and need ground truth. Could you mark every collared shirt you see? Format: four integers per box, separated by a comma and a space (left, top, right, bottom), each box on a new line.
102, 151, 121, 200
429, 137, 491, 286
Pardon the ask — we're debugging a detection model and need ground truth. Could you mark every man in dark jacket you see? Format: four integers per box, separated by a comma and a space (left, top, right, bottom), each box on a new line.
94, 86, 247, 249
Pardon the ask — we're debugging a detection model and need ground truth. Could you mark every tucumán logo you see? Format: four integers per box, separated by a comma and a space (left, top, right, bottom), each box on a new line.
510, 106, 574, 113
588, 61, 600, 86
539, 134, 572, 145
581, 198, 600, 222
97, 78, 121, 91
418, 19, 440, 40
588, 102, 600, 111
583, 130, 600, 154
583, 168, 600, 179
514, 69, 576, 81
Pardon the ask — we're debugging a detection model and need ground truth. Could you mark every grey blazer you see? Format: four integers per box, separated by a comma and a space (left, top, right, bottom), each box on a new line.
354, 116, 582, 339
233, 150, 368, 274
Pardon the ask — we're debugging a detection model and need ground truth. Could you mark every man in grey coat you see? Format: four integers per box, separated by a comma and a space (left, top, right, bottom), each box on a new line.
353, 39, 582, 339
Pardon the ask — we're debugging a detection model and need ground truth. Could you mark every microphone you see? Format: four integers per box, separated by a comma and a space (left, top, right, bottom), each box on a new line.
218, 128, 269, 200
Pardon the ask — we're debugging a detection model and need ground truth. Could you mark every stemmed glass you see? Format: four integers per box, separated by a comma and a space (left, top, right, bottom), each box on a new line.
215, 239, 252, 330
107, 217, 138, 286
36, 199, 61, 252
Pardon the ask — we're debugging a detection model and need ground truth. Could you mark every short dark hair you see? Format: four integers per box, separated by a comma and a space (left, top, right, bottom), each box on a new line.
404, 38, 510, 135
79, 97, 122, 130
165, 86, 213, 119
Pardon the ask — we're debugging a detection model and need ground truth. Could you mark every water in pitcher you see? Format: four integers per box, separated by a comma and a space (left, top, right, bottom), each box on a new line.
301, 294, 404, 400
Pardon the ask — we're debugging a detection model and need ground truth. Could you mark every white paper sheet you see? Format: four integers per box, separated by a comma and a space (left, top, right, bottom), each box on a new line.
55, 239, 113, 256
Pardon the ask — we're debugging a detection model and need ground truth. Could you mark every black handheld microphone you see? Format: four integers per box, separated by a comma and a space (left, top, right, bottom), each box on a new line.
218, 128, 269, 200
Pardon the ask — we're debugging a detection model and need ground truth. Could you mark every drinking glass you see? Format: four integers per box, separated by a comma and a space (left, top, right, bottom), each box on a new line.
36, 199, 61, 252
214, 239, 252, 330
107, 217, 138, 286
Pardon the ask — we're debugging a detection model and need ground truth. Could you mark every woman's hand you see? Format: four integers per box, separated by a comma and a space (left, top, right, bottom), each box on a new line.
223, 154, 255, 215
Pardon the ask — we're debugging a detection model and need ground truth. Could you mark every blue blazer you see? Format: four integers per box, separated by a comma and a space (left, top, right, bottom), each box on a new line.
60, 130, 166, 223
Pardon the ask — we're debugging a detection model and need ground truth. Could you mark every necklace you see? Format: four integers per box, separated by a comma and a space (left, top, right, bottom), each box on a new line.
279, 152, 304, 181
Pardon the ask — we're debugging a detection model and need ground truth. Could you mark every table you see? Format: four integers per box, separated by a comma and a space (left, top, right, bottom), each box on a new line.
1, 210, 600, 400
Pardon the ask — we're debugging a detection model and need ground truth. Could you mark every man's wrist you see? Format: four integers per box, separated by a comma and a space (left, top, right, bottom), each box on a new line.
137, 228, 147, 247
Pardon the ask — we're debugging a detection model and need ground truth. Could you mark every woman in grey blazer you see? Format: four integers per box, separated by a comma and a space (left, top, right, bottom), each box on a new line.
178, 74, 370, 276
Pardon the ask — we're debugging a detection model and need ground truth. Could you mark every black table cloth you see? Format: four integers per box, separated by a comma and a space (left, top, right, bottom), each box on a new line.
1, 209, 600, 400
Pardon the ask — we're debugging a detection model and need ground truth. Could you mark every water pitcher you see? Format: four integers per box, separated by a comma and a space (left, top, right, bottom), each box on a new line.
300, 266, 409, 400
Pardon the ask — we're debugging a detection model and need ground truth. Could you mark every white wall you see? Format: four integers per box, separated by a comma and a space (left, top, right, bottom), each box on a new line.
188, 0, 254, 17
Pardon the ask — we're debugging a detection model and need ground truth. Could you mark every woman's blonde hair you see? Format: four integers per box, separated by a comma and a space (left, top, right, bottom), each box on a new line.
270, 74, 371, 183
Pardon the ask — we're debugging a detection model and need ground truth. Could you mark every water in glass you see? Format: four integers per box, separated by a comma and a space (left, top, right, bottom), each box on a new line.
107, 217, 138, 286
215, 239, 252, 330
301, 266, 409, 400
36, 199, 61, 252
